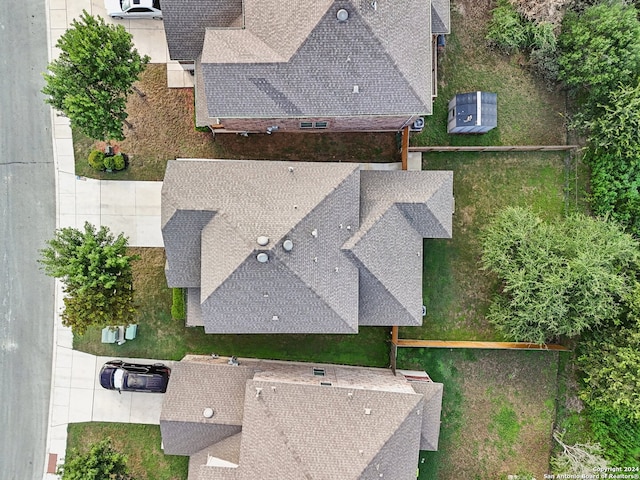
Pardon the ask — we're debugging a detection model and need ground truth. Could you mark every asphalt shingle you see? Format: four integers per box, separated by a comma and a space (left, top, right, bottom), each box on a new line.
162, 160, 454, 333
161, 356, 443, 480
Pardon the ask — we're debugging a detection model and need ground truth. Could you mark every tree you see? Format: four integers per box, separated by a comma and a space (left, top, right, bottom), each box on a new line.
583, 83, 640, 236
481, 207, 639, 343
57, 438, 132, 480
42, 11, 149, 141
40, 222, 137, 333
557, 1, 640, 110
551, 430, 609, 475
578, 285, 640, 421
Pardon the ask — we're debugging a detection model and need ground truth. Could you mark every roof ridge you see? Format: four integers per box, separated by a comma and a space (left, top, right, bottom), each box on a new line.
251, 390, 315, 480
344, 246, 418, 324
360, 394, 424, 478
343, 204, 421, 322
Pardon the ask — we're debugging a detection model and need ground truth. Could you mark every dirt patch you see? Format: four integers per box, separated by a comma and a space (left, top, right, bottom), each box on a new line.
213, 131, 400, 163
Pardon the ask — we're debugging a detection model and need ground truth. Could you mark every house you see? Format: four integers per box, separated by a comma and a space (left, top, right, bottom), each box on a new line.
161, 159, 454, 334
160, 355, 444, 480
161, 0, 451, 133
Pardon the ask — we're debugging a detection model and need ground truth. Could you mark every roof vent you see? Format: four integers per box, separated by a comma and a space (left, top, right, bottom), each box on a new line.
364, 408, 372, 415
283, 239, 293, 251
353, 85, 359, 94
311, 229, 318, 238
272, 315, 279, 321
288, 166, 294, 173
337, 8, 349, 21
257, 253, 269, 263
257, 236, 269, 246
203, 407, 214, 418
255, 387, 262, 398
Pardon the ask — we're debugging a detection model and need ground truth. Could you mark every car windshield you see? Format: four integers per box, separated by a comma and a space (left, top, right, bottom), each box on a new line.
113, 368, 125, 389
121, 0, 131, 10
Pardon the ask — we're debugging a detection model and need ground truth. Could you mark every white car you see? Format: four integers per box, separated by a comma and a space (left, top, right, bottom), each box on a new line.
104, 0, 162, 20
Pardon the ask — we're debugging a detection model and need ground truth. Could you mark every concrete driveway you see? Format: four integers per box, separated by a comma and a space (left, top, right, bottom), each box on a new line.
48, 0, 193, 86
51, 350, 174, 427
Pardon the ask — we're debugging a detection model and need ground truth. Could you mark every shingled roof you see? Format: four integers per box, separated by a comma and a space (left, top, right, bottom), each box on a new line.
162, 0, 442, 120
160, 356, 444, 480
161, 160, 453, 334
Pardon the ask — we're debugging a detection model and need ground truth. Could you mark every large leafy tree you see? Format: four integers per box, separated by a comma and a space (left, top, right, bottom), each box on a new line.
558, 1, 640, 110
42, 11, 149, 141
57, 438, 132, 480
40, 222, 137, 333
583, 83, 640, 236
481, 207, 639, 343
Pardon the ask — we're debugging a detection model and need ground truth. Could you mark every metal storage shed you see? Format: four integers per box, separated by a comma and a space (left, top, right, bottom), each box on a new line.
447, 91, 497, 134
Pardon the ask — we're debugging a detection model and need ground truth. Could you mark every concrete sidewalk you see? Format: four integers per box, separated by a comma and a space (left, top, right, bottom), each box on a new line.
54, 115, 163, 247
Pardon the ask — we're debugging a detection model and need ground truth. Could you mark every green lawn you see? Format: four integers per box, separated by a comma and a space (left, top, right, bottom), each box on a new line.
66, 423, 188, 480
412, 7, 565, 148
73, 248, 390, 367
399, 347, 558, 480
400, 151, 569, 341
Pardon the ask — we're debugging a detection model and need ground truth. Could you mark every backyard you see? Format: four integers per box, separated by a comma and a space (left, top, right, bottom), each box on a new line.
414, 0, 566, 147
399, 347, 559, 480
399, 150, 576, 341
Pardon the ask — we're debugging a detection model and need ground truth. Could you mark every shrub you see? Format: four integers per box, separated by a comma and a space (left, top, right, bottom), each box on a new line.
87, 150, 105, 171
585, 406, 640, 466
171, 288, 186, 321
481, 207, 639, 343
558, 1, 640, 110
486, 0, 529, 53
113, 153, 126, 171
582, 83, 640, 236
486, 0, 559, 81
103, 155, 116, 171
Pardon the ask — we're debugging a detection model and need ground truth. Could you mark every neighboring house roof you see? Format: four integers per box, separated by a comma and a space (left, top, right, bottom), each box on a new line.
160, 355, 444, 480
410, 381, 444, 450
161, 160, 453, 334
163, 0, 439, 120
162, 0, 242, 61
432, 0, 451, 34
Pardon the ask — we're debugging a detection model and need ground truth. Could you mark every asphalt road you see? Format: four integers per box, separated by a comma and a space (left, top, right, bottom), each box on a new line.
0, 0, 56, 478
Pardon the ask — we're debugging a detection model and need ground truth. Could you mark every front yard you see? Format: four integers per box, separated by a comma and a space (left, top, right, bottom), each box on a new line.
66, 423, 187, 480
73, 248, 391, 367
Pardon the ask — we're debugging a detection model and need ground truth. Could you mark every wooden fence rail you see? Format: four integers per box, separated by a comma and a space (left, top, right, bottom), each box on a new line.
408, 145, 579, 153
395, 339, 570, 351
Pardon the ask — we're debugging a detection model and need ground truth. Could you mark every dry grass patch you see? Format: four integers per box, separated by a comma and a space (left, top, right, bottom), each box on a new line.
74, 64, 217, 181
400, 348, 558, 479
